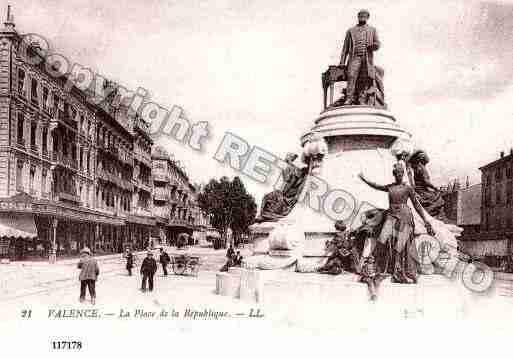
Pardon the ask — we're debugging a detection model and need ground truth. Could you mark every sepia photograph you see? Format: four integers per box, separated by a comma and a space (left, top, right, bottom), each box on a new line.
0, 0, 512, 357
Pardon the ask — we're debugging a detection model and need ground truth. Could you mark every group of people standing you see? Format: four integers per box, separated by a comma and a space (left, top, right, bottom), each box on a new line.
76, 246, 173, 304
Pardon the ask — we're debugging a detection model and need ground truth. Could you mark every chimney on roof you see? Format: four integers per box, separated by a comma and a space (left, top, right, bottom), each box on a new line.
510, 148, 513, 156
501, 151, 505, 158
466, 176, 470, 189
3, 5, 15, 32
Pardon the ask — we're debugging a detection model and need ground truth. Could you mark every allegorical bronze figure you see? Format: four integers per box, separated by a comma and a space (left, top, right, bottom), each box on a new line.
408, 150, 445, 218
358, 163, 435, 284
254, 153, 309, 223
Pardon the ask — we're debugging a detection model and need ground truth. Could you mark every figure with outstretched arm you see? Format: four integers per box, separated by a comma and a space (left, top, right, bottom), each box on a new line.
358, 163, 434, 284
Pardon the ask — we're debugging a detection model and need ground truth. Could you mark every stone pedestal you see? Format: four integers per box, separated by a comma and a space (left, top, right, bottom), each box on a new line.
298, 105, 412, 234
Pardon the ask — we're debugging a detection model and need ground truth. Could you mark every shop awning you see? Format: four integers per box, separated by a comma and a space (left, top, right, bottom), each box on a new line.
458, 239, 509, 257
0, 213, 37, 239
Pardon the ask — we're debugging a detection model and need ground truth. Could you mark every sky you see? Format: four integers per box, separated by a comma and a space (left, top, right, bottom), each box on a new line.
8, 0, 513, 203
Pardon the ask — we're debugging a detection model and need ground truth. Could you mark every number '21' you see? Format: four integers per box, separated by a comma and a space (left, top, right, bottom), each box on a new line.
21, 309, 32, 318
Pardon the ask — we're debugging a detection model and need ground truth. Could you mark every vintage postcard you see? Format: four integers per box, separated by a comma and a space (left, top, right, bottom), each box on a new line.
1, 0, 513, 357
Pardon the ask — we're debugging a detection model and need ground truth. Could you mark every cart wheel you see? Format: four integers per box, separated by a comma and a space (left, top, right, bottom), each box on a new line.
173, 261, 186, 275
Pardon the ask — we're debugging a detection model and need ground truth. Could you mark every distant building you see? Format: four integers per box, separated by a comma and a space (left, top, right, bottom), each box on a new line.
151, 146, 213, 245
442, 182, 481, 237
458, 151, 513, 265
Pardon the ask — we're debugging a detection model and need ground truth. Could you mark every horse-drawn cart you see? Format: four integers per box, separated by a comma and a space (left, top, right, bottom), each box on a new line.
171, 254, 200, 276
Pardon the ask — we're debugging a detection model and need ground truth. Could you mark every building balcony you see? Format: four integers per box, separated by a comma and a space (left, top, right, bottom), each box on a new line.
52, 153, 78, 171
30, 145, 39, 156
54, 191, 81, 204
108, 144, 118, 156
133, 207, 153, 217
135, 180, 152, 193
97, 169, 134, 191
96, 168, 109, 182
56, 111, 77, 129
169, 217, 192, 227
153, 188, 170, 201
114, 209, 128, 219
16, 139, 25, 149
135, 152, 152, 168
152, 207, 170, 218
118, 151, 134, 167
42, 149, 50, 160
153, 172, 170, 183
96, 207, 116, 216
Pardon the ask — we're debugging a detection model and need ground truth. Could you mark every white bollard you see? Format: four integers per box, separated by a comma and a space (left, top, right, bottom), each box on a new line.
216, 272, 241, 298
240, 269, 264, 303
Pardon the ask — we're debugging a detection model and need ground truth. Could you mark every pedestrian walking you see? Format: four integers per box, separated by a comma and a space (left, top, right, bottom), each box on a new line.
159, 247, 170, 276
77, 247, 99, 304
125, 248, 134, 276
140, 251, 157, 292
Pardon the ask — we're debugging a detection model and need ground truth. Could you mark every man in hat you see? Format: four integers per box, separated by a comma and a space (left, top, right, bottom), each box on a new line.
340, 9, 381, 105
159, 247, 170, 276
77, 247, 100, 304
125, 248, 134, 276
140, 251, 157, 292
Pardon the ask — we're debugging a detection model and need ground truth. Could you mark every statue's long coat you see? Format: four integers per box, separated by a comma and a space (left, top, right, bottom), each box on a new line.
340, 25, 381, 79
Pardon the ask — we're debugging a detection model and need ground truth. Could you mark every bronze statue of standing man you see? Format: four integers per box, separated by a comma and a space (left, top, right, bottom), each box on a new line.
340, 9, 380, 106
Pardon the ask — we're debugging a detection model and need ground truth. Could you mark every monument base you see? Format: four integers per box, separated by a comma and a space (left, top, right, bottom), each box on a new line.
215, 269, 468, 320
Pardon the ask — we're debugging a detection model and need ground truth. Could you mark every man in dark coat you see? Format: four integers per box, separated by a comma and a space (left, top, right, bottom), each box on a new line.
140, 251, 157, 292
125, 248, 134, 276
159, 247, 170, 276
77, 247, 99, 304
226, 244, 235, 260
340, 9, 381, 105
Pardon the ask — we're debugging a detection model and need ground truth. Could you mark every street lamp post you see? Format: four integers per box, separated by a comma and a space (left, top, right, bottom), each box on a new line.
49, 218, 58, 263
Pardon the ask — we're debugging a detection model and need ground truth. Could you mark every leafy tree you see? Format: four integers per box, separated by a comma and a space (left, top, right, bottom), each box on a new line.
198, 176, 257, 247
